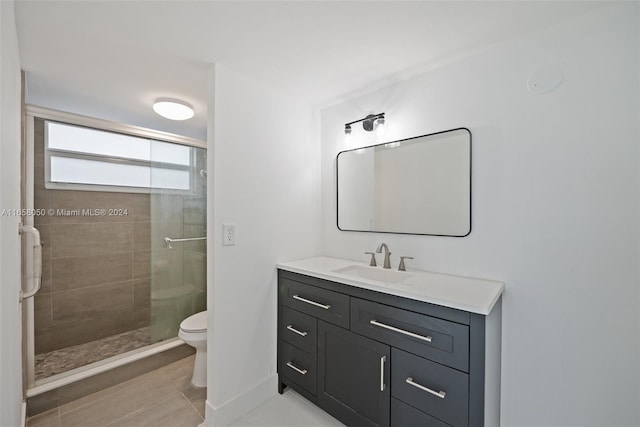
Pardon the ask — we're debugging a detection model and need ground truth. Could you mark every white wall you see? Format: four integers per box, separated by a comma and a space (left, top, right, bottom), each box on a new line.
206, 64, 321, 426
0, 0, 24, 426
321, 4, 639, 426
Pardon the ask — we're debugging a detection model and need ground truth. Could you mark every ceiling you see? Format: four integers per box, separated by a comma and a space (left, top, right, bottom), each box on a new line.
14, 1, 605, 140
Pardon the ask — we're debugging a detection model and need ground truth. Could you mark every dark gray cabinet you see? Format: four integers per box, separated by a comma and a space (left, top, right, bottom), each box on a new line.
318, 321, 390, 427
277, 269, 502, 427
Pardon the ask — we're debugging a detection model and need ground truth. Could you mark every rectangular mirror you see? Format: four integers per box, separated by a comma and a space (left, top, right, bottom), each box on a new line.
337, 128, 471, 236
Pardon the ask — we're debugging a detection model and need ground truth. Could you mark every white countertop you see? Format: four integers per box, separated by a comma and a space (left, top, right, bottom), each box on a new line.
277, 256, 504, 315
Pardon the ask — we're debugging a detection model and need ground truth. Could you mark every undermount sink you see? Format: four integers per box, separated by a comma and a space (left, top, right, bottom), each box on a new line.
332, 265, 413, 284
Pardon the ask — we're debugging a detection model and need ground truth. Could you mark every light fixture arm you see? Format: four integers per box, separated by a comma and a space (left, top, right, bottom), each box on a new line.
344, 113, 385, 134
344, 113, 385, 128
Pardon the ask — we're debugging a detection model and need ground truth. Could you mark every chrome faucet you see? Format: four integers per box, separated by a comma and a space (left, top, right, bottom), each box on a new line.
376, 243, 392, 269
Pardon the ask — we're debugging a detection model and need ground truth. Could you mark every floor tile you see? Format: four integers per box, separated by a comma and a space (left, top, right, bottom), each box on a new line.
59, 372, 178, 426
26, 408, 61, 427
229, 389, 345, 427
106, 394, 203, 427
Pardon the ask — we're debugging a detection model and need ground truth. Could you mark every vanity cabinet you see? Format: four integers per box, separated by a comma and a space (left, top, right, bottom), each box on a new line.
318, 321, 390, 427
277, 269, 501, 427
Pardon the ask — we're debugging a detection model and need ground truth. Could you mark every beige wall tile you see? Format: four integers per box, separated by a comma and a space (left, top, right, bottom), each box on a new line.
51, 314, 132, 350
183, 197, 206, 226
150, 246, 183, 289
35, 328, 53, 355
133, 221, 150, 251
51, 222, 133, 258
51, 253, 132, 292
131, 194, 150, 222
52, 281, 133, 326
49, 190, 134, 224
150, 194, 184, 223
40, 257, 52, 295
133, 250, 150, 279
34, 294, 52, 329
34, 189, 51, 226
134, 278, 150, 328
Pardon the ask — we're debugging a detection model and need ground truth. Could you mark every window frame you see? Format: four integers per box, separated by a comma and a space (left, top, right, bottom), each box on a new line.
27, 105, 206, 195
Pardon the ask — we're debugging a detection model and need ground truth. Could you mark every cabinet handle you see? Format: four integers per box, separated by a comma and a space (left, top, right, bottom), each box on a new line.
369, 320, 433, 342
286, 362, 308, 375
380, 356, 386, 391
406, 377, 446, 399
292, 294, 331, 310
286, 325, 308, 337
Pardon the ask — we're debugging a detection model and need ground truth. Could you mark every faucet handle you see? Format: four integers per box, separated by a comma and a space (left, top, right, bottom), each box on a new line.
398, 256, 413, 271
364, 252, 377, 267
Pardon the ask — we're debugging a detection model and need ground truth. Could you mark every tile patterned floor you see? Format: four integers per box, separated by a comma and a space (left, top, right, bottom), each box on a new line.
228, 389, 345, 427
27, 355, 204, 427
35, 327, 152, 380
28, 354, 344, 427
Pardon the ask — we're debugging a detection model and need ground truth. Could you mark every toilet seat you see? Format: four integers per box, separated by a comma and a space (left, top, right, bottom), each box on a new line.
180, 310, 207, 333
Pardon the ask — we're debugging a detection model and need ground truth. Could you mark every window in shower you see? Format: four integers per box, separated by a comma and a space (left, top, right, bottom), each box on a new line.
44, 121, 194, 192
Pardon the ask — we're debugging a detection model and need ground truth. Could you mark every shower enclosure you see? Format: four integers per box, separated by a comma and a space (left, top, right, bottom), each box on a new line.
23, 107, 206, 388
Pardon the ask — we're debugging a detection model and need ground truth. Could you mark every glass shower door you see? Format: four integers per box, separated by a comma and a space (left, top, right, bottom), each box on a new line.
149, 143, 207, 343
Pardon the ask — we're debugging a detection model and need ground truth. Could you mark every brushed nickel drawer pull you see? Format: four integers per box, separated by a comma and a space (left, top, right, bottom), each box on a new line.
292, 295, 331, 310
369, 320, 433, 342
286, 362, 308, 375
286, 325, 308, 337
380, 356, 386, 391
406, 377, 446, 399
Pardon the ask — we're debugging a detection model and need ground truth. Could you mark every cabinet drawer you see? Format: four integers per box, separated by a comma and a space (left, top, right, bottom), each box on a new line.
391, 349, 468, 427
391, 398, 451, 427
280, 278, 349, 329
281, 342, 317, 396
280, 307, 317, 355
351, 298, 469, 371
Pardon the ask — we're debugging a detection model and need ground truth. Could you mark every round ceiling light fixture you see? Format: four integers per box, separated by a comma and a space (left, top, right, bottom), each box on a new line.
152, 98, 194, 121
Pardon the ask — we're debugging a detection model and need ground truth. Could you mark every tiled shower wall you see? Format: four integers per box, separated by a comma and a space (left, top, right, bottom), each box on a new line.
33, 119, 151, 354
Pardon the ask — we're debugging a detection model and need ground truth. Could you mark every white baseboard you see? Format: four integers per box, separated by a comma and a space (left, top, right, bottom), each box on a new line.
204, 374, 278, 427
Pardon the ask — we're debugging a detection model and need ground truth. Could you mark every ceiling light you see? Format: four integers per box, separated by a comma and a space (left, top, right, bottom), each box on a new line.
153, 98, 194, 121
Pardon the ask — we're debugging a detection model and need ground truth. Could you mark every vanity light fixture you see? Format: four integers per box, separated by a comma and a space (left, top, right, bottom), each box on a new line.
344, 113, 385, 135
153, 98, 195, 121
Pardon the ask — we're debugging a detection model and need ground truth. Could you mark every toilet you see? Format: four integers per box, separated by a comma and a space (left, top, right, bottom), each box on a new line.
178, 310, 207, 388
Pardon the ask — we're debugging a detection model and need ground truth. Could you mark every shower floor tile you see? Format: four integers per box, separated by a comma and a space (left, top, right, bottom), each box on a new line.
35, 327, 152, 380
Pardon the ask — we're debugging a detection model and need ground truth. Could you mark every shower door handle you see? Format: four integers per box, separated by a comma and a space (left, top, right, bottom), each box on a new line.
20, 224, 42, 301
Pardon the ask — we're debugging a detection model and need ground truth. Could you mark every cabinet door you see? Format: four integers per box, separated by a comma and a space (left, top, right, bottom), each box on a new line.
318, 321, 390, 427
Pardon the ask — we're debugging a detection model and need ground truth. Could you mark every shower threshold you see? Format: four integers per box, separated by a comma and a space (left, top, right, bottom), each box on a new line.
28, 335, 186, 399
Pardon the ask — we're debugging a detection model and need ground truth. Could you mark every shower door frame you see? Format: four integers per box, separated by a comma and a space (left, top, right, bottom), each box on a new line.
23, 105, 206, 393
